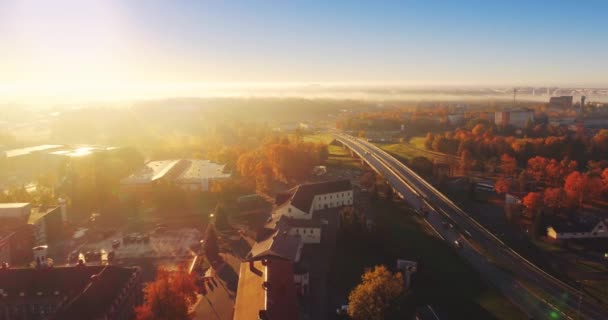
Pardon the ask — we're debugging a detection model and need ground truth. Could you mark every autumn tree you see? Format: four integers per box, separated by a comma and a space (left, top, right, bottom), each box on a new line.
522, 192, 543, 218
135, 268, 197, 320
348, 265, 404, 320
527, 156, 549, 185
563, 171, 602, 207
500, 154, 517, 177
543, 188, 565, 214
494, 177, 511, 195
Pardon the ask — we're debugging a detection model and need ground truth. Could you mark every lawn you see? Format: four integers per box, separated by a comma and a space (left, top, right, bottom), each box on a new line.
378, 143, 426, 161
409, 136, 427, 149
328, 199, 526, 319
303, 133, 364, 170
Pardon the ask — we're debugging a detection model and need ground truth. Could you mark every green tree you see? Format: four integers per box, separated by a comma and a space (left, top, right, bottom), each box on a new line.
348, 265, 404, 320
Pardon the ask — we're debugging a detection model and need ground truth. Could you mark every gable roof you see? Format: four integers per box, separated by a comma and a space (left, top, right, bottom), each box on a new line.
548, 216, 606, 233
288, 180, 351, 213
249, 230, 301, 261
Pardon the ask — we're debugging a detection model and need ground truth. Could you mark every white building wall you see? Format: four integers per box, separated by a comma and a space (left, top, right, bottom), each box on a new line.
309, 190, 353, 214
277, 204, 310, 220
288, 227, 321, 244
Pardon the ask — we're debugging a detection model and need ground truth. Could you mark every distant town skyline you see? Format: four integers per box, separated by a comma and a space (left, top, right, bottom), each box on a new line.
1, 0, 608, 104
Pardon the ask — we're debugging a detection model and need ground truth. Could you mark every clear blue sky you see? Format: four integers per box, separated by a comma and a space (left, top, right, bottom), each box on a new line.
1, 0, 607, 102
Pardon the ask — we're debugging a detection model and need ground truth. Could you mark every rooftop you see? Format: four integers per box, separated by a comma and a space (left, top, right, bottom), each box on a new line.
3, 145, 64, 158
234, 259, 298, 320
27, 206, 60, 225
548, 216, 606, 233
174, 159, 230, 183
120, 159, 186, 185
0, 203, 30, 209
249, 230, 301, 261
287, 180, 352, 213
49, 146, 119, 158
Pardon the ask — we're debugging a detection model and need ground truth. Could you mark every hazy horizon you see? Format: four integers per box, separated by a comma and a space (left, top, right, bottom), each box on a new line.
2, 0, 608, 105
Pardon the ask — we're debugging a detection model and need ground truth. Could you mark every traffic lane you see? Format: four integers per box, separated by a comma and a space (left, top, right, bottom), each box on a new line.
367, 146, 597, 319
343, 138, 604, 319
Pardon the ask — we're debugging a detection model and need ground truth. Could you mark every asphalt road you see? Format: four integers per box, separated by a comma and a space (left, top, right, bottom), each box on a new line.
335, 133, 608, 320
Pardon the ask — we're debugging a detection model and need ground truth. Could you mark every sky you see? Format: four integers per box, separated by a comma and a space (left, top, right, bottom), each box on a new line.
1, 0, 607, 103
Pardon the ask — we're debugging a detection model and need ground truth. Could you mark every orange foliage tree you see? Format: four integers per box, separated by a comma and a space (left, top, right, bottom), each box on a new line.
494, 177, 511, 194
500, 154, 517, 177
135, 268, 197, 320
543, 188, 566, 213
522, 192, 543, 217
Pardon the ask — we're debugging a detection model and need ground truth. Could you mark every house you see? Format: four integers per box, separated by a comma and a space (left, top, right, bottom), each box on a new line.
248, 228, 309, 295
0, 265, 142, 320
546, 217, 608, 240
233, 259, 298, 320
249, 230, 303, 263
275, 180, 353, 220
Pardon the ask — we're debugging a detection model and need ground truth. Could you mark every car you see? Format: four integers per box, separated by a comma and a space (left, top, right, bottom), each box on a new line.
336, 305, 349, 315
453, 240, 462, 249
112, 240, 121, 249
448, 223, 455, 229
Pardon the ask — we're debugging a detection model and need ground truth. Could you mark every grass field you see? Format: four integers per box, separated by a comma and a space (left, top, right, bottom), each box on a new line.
328, 200, 526, 319
409, 136, 427, 149
303, 133, 363, 170
378, 143, 426, 161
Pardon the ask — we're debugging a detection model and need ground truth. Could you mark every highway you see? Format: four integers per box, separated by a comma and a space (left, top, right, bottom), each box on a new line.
334, 133, 608, 320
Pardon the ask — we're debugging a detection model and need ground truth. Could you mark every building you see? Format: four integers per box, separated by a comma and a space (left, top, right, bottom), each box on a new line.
233, 259, 298, 320
0, 203, 32, 220
494, 110, 534, 128
0, 265, 142, 320
0, 145, 64, 188
173, 160, 231, 192
546, 217, 608, 240
549, 96, 574, 109
447, 114, 465, 126
120, 159, 230, 192
0, 204, 64, 265
0, 227, 34, 266
120, 159, 188, 187
248, 228, 309, 296
27, 206, 63, 246
269, 180, 352, 244
249, 230, 303, 263
274, 180, 353, 220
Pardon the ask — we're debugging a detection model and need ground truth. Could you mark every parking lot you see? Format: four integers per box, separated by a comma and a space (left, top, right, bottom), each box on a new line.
72, 228, 202, 264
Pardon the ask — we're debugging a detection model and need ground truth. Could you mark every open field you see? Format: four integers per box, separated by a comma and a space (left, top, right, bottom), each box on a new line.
303, 133, 363, 170
328, 199, 525, 319
378, 143, 427, 161
409, 136, 427, 149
